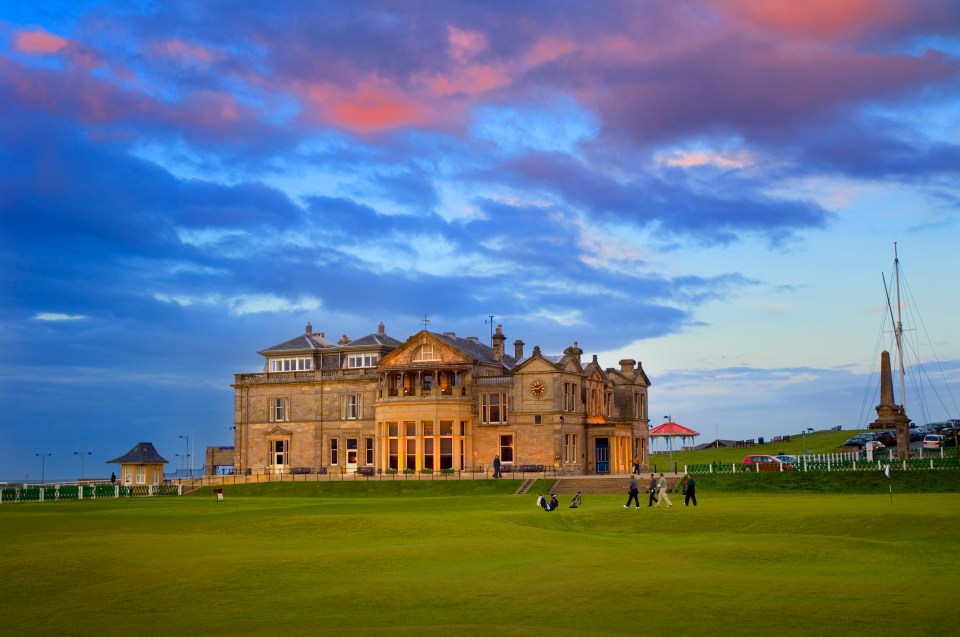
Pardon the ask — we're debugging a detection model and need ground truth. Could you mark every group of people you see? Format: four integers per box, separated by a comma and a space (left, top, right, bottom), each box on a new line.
537, 491, 582, 511
626, 473, 697, 508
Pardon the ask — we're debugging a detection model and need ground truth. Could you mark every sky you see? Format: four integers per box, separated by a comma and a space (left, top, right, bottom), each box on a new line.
1, 1, 958, 481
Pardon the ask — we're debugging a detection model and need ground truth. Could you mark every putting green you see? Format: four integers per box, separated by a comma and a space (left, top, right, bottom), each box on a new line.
1, 488, 956, 636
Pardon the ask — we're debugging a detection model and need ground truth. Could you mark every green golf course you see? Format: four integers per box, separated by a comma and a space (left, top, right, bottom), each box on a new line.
2, 478, 957, 637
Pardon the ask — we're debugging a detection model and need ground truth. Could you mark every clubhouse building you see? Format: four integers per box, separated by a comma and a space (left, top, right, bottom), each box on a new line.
231, 322, 651, 476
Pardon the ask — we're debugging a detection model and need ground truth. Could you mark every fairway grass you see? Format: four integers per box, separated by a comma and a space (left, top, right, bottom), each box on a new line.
2, 488, 957, 636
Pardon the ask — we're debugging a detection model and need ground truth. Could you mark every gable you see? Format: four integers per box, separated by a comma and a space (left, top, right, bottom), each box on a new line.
378, 331, 475, 368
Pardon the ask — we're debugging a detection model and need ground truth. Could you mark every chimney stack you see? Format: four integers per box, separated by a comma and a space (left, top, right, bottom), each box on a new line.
492, 324, 505, 361
305, 322, 312, 334
619, 359, 636, 374
514, 339, 525, 359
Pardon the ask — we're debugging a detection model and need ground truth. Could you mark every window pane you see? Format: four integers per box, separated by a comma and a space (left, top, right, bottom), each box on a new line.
440, 421, 453, 436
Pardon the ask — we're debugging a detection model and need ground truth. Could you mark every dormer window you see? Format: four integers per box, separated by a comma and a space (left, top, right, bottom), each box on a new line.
412, 345, 438, 362
347, 353, 379, 368
268, 357, 312, 372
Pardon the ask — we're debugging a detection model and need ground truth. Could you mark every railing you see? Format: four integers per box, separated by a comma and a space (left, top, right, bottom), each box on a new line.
235, 369, 377, 384
686, 452, 960, 474
378, 385, 468, 399
475, 376, 511, 385
1, 482, 182, 503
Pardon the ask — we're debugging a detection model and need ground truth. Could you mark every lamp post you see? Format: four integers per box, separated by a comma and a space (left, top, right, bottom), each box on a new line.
35, 452, 52, 484
179, 434, 190, 477
73, 451, 92, 480
175, 453, 189, 478
663, 416, 673, 471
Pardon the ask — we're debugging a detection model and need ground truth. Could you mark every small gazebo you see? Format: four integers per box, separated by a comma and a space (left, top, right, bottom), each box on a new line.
648, 421, 700, 471
107, 442, 168, 486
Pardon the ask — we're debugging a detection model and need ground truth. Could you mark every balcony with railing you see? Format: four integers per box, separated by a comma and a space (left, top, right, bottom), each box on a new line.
234, 368, 377, 384
378, 385, 469, 401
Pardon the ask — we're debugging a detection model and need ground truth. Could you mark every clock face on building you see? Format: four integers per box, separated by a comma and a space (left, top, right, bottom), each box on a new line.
530, 380, 545, 397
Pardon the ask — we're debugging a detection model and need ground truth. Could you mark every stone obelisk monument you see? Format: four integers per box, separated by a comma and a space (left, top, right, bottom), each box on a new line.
869, 350, 910, 459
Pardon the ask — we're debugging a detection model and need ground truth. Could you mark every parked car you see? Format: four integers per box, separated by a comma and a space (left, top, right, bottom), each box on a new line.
922, 434, 944, 449
908, 427, 924, 442
877, 430, 898, 447
740, 455, 795, 471
843, 433, 879, 448
774, 454, 799, 465
940, 427, 960, 447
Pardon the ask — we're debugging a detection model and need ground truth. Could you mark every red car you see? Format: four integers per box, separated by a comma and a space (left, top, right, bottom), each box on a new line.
740, 454, 795, 472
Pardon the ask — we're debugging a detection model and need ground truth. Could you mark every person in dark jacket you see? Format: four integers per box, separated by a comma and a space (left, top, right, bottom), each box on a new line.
647, 473, 658, 506
683, 473, 697, 507
624, 475, 640, 508
493, 454, 501, 479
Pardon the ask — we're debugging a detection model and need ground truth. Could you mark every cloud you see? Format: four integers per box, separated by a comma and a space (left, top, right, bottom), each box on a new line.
13, 28, 68, 54
32, 312, 87, 321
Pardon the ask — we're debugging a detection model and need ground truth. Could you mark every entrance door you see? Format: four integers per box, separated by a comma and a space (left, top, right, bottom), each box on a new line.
346, 438, 358, 474
595, 438, 609, 474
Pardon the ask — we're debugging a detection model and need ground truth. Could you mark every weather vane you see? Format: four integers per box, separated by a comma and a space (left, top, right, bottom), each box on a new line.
422, 313, 430, 331
484, 314, 495, 346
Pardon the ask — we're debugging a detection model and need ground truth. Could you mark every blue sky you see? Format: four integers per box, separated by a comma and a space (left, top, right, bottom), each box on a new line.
1, 1, 958, 480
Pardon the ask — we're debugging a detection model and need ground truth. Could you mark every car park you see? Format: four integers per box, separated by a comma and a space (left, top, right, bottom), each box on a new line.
922, 434, 944, 449
740, 454, 795, 471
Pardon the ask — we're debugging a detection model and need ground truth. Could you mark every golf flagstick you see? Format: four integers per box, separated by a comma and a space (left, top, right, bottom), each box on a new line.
884, 464, 892, 504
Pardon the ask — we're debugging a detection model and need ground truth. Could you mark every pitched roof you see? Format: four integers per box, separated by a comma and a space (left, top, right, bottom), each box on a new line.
106, 442, 169, 465
259, 332, 335, 354
347, 332, 403, 348
432, 332, 517, 369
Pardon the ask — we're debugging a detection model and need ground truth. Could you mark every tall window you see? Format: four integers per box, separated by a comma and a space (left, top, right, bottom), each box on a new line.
365, 438, 374, 464
564, 433, 579, 463
330, 438, 339, 465
387, 422, 399, 470
440, 421, 454, 469
564, 382, 578, 412
341, 394, 362, 419
481, 392, 508, 424
269, 397, 289, 422
136, 465, 145, 485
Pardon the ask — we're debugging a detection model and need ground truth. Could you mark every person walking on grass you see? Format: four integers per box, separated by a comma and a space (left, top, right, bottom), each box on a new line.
655, 472, 672, 508
647, 473, 658, 506
683, 473, 697, 507
625, 474, 641, 508
632, 455, 640, 474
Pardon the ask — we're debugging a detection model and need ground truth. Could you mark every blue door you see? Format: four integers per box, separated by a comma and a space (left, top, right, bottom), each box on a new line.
595, 438, 609, 474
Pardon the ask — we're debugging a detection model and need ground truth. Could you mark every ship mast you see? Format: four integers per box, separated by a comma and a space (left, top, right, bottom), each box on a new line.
894, 243, 905, 411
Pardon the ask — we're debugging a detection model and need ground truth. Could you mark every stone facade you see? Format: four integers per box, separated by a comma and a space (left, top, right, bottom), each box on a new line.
231, 322, 651, 476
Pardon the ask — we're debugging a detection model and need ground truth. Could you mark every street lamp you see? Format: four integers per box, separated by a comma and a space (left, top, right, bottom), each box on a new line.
179, 434, 190, 477
175, 453, 190, 478
73, 451, 92, 480
35, 452, 52, 484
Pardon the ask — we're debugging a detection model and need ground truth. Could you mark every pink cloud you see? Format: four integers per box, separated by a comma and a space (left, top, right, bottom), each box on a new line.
14, 29, 68, 54
713, 0, 910, 40
297, 80, 431, 134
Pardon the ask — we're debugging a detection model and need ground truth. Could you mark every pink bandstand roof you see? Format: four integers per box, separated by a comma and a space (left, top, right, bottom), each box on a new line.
648, 422, 699, 437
